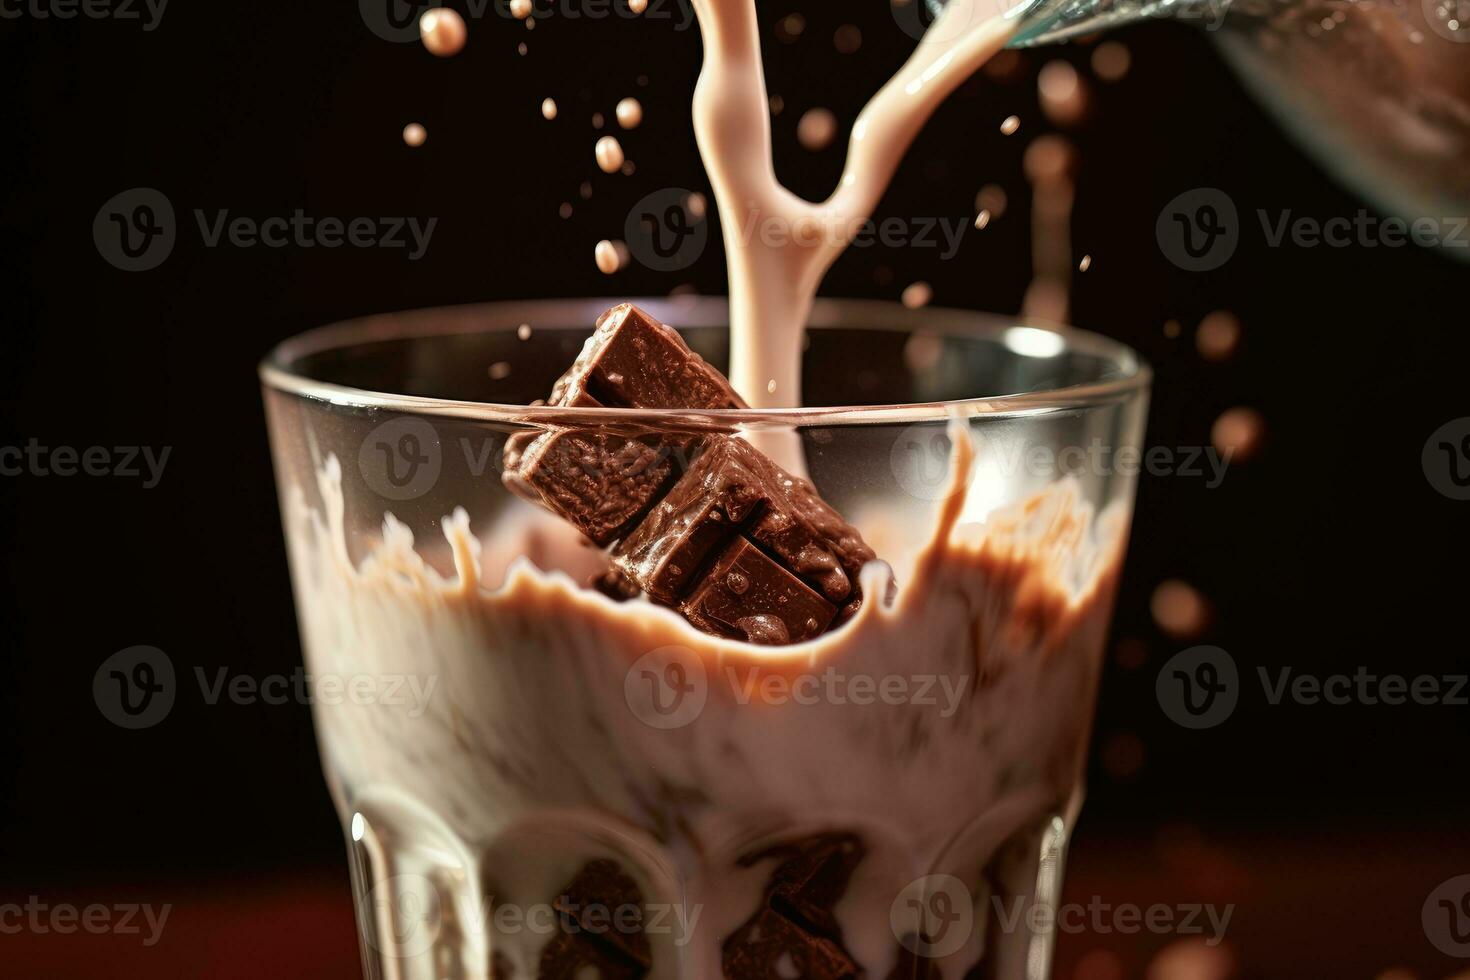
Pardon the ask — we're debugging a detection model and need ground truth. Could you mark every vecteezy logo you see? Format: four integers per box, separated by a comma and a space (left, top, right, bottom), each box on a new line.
890, 424, 974, 502
93, 188, 176, 272
359, 417, 443, 501
624, 646, 708, 729
1424, 0, 1470, 43
360, 0, 434, 42
1156, 188, 1239, 272
1156, 645, 1239, 729
93, 646, 176, 729
1423, 875, 1470, 957
889, 874, 974, 959
364, 873, 442, 958
1423, 418, 1470, 500
624, 188, 709, 273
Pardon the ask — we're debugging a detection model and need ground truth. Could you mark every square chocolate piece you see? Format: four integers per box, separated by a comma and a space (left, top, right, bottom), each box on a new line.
503, 304, 745, 544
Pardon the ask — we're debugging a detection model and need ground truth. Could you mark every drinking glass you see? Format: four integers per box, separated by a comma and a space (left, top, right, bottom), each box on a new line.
260, 297, 1150, 980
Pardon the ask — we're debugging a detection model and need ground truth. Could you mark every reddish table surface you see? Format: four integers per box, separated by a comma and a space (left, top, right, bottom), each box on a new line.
5, 827, 1467, 979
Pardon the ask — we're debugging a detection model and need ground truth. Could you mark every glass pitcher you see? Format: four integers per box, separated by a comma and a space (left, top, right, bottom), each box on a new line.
936, 0, 1470, 233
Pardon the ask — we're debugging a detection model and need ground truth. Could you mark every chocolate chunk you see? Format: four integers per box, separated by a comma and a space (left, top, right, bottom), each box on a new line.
552, 859, 651, 969
514, 429, 679, 545
721, 907, 859, 980
556, 304, 747, 412
609, 437, 769, 604
506, 303, 884, 645
722, 835, 866, 978
504, 304, 745, 543
683, 536, 835, 645
764, 835, 864, 942
611, 437, 872, 642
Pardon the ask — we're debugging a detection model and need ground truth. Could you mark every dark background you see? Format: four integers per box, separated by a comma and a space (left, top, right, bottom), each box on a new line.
1, 1, 1467, 977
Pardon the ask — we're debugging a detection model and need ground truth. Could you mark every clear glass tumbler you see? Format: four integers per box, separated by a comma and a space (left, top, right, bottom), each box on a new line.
260, 297, 1150, 980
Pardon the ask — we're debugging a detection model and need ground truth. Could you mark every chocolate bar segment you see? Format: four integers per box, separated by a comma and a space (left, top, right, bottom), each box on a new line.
609, 437, 769, 604
513, 429, 678, 546
535, 860, 651, 979
556, 304, 747, 412
683, 536, 836, 645
505, 303, 884, 645
552, 859, 651, 968
611, 437, 874, 642
504, 304, 745, 543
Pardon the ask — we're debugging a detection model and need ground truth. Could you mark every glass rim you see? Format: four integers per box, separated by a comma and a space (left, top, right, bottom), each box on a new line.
259, 296, 1151, 426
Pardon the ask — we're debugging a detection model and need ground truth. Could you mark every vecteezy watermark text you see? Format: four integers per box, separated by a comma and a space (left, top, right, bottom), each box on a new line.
0, 0, 167, 29
1158, 645, 1468, 729
623, 646, 970, 730
359, 0, 695, 42
365, 873, 702, 958
1158, 188, 1470, 270
0, 440, 170, 488
94, 646, 441, 729
888, 873, 1232, 960
94, 188, 437, 271
0, 898, 171, 947
196, 666, 439, 719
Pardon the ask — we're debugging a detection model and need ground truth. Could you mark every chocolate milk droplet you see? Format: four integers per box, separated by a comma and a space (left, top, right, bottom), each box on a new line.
616, 98, 643, 129
595, 240, 622, 274
1092, 41, 1131, 82
419, 9, 467, 57
595, 136, 625, 174
726, 570, 750, 595
401, 123, 427, 147
542, 98, 558, 121
902, 282, 933, 310
797, 108, 837, 151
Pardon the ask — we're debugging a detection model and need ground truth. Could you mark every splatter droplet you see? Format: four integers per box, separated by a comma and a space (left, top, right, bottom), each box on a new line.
595, 240, 623, 274
776, 12, 805, 42
1212, 407, 1265, 462
1196, 311, 1241, 362
902, 281, 933, 309
1092, 41, 1131, 82
419, 8, 467, 57
1000, 114, 1021, 135
402, 123, 427, 147
541, 98, 558, 121
797, 108, 837, 151
616, 97, 643, 129
595, 135, 625, 173
834, 24, 862, 53
1151, 579, 1212, 641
